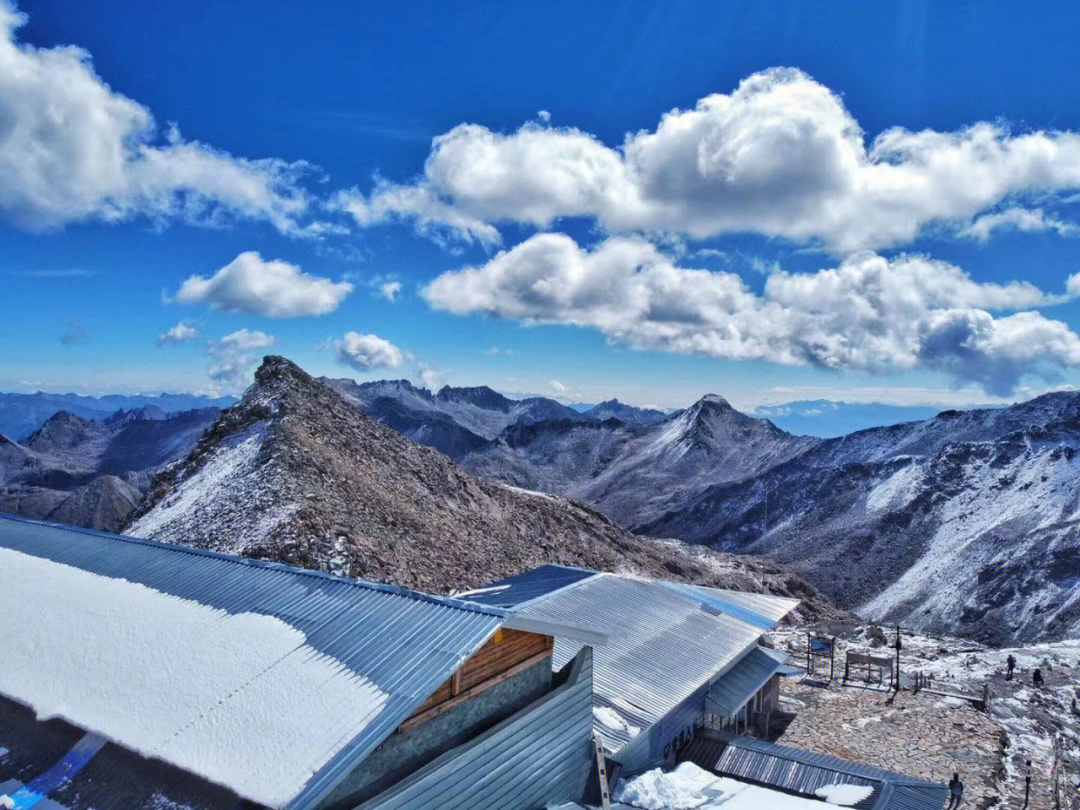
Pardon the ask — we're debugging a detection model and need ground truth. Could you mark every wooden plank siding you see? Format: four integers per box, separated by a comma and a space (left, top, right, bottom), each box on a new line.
402, 630, 554, 725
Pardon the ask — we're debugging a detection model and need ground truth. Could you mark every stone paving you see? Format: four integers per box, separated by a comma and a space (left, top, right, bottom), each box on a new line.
769, 626, 1080, 809
773, 677, 1005, 809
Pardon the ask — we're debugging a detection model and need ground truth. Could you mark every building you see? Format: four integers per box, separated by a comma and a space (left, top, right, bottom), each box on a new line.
0, 514, 596, 810
462, 565, 800, 776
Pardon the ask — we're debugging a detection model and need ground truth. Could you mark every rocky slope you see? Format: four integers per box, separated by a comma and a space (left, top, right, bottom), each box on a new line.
0, 407, 220, 531
129, 356, 837, 619
643, 393, 1080, 644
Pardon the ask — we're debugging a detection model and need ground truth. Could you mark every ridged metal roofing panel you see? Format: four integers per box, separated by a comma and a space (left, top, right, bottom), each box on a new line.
457, 564, 599, 609
512, 574, 768, 754
695, 735, 947, 810
704, 647, 788, 720
0, 513, 506, 810
656, 581, 799, 629
359, 648, 594, 810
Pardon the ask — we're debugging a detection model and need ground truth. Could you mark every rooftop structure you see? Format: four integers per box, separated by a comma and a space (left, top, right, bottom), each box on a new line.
0, 515, 593, 810
466, 565, 799, 772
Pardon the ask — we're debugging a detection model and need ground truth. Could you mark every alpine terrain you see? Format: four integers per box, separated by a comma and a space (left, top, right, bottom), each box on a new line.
127, 356, 835, 616
643, 394, 1080, 644
0, 406, 222, 531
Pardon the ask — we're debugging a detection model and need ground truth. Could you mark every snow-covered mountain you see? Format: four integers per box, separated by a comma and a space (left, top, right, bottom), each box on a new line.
0, 407, 221, 530
129, 356, 836, 615
459, 393, 817, 529
643, 393, 1080, 644
582, 398, 670, 425
326, 378, 818, 530
322, 378, 585, 445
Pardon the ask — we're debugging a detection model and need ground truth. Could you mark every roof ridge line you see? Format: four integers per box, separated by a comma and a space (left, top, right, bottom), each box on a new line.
0, 512, 508, 618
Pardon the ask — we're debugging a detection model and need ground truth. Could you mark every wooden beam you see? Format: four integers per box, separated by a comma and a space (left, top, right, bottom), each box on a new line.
396, 651, 552, 734
451, 668, 463, 696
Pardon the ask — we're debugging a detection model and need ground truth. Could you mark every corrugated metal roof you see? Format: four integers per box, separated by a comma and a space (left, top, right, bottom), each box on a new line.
656, 581, 799, 629
685, 735, 948, 810
359, 648, 594, 810
704, 647, 787, 720
506, 573, 772, 754
457, 564, 599, 609
0, 513, 507, 810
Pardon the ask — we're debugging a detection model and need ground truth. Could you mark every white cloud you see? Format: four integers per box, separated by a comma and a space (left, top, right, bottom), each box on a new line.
0, 2, 318, 235
422, 233, 1080, 394
339, 68, 1080, 252
417, 362, 442, 390
335, 331, 406, 371
206, 329, 275, 388
173, 252, 353, 317
157, 321, 199, 346
550, 380, 567, 393
378, 280, 402, 302
958, 207, 1079, 242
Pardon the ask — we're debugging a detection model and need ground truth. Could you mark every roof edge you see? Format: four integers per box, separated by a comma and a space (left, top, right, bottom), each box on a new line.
0, 512, 508, 619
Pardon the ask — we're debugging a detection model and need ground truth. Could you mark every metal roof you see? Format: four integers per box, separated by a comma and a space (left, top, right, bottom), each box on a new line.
456, 564, 598, 609
0, 513, 507, 810
704, 646, 788, 720
684, 735, 948, 810
503, 572, 782, 754
656, 581, 800, 630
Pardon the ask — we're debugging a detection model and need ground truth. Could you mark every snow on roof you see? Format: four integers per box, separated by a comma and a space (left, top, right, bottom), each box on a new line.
614, 762, 853, 809
0, 514, 506, 810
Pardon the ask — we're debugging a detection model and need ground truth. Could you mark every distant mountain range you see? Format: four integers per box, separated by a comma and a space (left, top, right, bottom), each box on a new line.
0, 391, 235, 440
4, 368, 1078, 643
329, 375, 1080, 644
0, 406, 221, 531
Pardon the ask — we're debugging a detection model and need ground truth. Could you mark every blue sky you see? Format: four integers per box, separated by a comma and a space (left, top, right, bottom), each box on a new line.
5, 0, 1080, 411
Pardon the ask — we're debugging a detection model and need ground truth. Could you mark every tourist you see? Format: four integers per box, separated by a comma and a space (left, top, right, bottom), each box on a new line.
1006, 654, 1016, 681
946, 772, 964, 808
1033, 668, 1044, 688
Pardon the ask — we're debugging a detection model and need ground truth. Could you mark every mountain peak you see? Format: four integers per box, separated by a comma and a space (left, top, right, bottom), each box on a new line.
694, 393, 733, 410
436, 385, 514, 411
104, 404, 167, 425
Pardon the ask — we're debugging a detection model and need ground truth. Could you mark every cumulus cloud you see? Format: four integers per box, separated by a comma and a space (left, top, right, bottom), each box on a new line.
157, 321, 199, 346
550, 380, 567, 393
335, 331, 406, 371
338, 68, 1080, 252
378, 280, 402, 302
206, 328, 275, 388
958, 207, 1079, 242
422, 233, 1080, 394
0, 2, 318, 235
172, 252, 353, 317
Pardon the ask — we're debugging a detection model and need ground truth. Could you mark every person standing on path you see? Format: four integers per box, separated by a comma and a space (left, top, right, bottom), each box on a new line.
946, 772, 964, 809
1007, 654, 1016, 681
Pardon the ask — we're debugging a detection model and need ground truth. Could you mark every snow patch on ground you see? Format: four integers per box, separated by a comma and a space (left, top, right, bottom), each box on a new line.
0, 546, 389, 809
859, 445, 1080, 635
865, 462, 922, 512
130, 423, 267, 538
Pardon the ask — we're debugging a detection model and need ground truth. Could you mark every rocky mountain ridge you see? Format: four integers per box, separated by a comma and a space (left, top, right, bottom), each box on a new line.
127, 356, 836, 618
